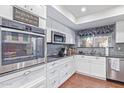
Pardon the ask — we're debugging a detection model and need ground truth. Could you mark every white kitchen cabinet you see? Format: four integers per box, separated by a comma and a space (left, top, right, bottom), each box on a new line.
116, 21, 124, 43
27, 5, 46, 19
46, 28, 52, 42
75, 55, 90, 75
14, 5, 46, 29
90, 63, 106, 78
69, 56, 76, 75
47, 75, 59, 88
66, 34, 75, 44
39, 18, 46, 29
75, 55, 106, 79
15, 5, 46, 19
46, 17, 75, 44
46, 28, 75, 44
59, 56, 76, 85
0, 64, 47, 88
46, 56, 76, 88
0, 5, 13, 20
90, 57, 106, 79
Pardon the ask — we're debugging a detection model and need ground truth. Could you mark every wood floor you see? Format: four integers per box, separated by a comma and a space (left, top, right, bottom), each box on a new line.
60, 73, 124, 88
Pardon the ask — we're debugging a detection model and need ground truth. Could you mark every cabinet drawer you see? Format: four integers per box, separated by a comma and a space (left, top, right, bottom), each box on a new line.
47, 68, 59, 78
60, 62, 70, 70
91, 64, 106, 78
47, 62, 59, 70
0, 65, 46, 88
60, 70, 69, 84
47, 76, 59, 88
90, 58, 106, 65
30, 79, 46, 88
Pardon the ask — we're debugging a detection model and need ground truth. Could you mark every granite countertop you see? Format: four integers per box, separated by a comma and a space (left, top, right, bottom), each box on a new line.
77, 54, 124, 58
47, 54, 124, 63
47, 55, 74, 63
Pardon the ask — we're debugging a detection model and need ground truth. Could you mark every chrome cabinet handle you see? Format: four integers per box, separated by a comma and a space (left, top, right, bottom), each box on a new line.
65, 64, 68, 67
96, 57, 99, 59
52, 63, 55, 66
30, 8, 33, 11
51, 70, 56, 74
24, 5, 27, 8
82, 56, 84, 58
52, 80, 56, 85
23, 71, 31, 75
65, 72, 68, 75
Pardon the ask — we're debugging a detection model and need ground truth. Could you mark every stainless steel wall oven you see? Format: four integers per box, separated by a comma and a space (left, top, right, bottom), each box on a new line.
0, 17, 46, 74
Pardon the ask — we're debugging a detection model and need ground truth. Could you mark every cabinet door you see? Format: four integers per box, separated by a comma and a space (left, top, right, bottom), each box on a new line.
46, 28, 52, 42
59, 69, 69, 85
47, 76, 59, 88
116, 21, 124, 43
91, 63, 106, 78
66, 34, 75, 44
16, 5, 46, 19
39, 18, 46, 29
28, 5, 46, 19
0, 5, 13, 19
76, 58, 90, 75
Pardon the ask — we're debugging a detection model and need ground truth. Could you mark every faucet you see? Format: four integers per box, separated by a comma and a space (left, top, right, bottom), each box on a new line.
91, 49, 96, 55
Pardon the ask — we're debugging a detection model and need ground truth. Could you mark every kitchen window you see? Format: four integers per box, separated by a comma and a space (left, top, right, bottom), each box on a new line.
79, 35, 112, 47
23, 34, 29, 42
11, 32, 18, 41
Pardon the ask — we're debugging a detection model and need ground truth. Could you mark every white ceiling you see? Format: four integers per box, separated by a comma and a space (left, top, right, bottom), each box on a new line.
47, 5, 124, 31
60, 5, 118, 19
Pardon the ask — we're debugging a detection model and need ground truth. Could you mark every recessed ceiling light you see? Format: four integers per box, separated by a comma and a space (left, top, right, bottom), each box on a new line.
81, 7, 86, 12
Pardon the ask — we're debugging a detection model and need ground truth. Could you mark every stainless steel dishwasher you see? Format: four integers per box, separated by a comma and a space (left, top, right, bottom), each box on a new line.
107, 58, 124, 82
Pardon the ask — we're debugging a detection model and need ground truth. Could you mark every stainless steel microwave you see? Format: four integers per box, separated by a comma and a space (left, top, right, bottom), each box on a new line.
51, 31, 66, 44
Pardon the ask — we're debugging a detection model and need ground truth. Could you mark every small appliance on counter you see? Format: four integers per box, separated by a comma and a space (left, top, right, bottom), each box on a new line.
67, 48, 76, 56
58, 48, 65, 57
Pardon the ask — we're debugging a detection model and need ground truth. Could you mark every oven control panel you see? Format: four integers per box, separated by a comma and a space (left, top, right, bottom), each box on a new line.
0, 18, 45, 35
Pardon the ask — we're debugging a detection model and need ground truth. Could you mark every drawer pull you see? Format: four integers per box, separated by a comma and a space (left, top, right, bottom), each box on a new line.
52, 63, 55, 66
51, 70, 56, 74
23, 71, 31, 75
52, 80, 56, 85
65, 72, 68, 75
65, 64, 68, 67
82, 56, 85, 58
96, 57, 99, 59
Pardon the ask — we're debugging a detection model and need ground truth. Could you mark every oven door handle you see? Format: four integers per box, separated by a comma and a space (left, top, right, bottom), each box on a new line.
1, 27, 45, 37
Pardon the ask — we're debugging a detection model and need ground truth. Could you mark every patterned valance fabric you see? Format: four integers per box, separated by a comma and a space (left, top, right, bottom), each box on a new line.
78, 24, 115, 37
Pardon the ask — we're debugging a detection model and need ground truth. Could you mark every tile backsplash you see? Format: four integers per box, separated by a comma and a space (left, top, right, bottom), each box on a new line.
47, 44, 64, 56
77, 47, 105, 56
47, 43, 75, 56
109, 43, 124, 56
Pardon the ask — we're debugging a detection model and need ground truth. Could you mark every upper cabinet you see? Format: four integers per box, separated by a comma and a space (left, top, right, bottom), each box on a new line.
15, 5, 46, 29
0, 5, 46, 29
0, 6, 13, 19
46, 17, 75, 44
116, 21, 124, 43
16, 5, 46, 19
46, 28, 75, 44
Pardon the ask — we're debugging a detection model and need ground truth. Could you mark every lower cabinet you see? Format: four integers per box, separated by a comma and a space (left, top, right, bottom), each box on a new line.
47, 56, 76, 88
76, 59, 90, 75
91, 63, 106, 78
0, 64, 47, 88
75, 55, 106, 79
47, 75, 59, 88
